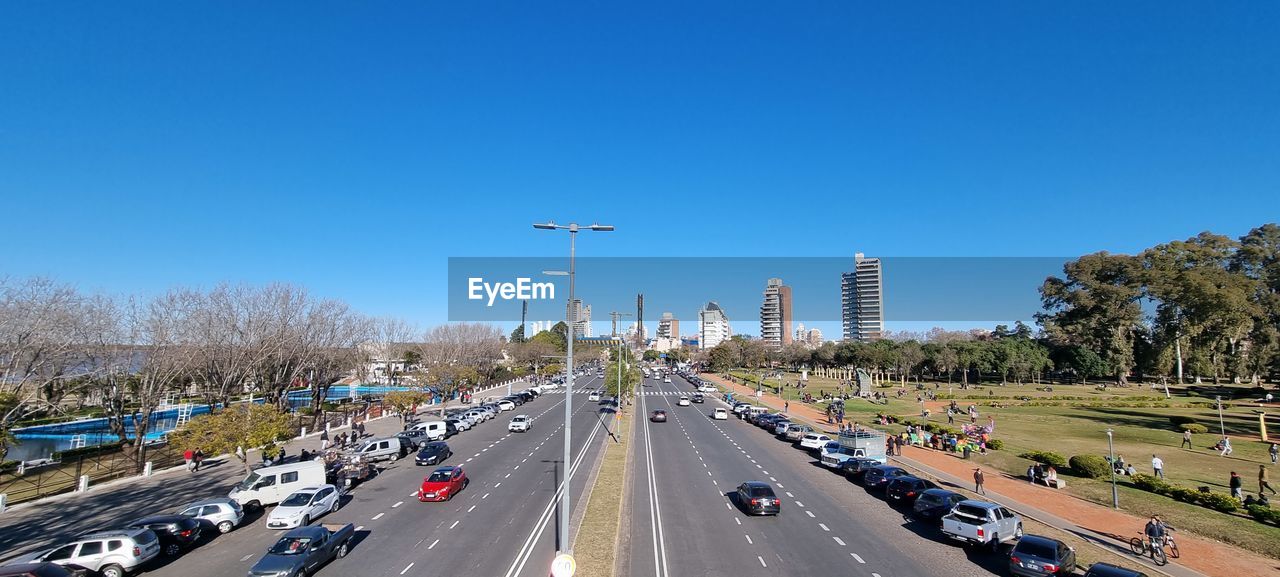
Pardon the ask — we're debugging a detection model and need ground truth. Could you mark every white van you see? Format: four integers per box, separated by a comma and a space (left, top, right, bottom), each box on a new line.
742, 406, 769, 420
229, 460, 327, 510
410, 420, 449, 441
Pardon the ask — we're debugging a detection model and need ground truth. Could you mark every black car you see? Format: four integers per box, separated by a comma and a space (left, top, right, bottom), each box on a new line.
0, 563, 76, 577
1082, 563, 1148, 577
415, 441, 452, 466
839, 457, 882, 480
861, 466, 910, 491
911, 488, 966, 523
1010, 534, 1077, 577
735, 481, 781, 516
691, 393, 705, 403
884, 476, 939, 505
503, 396, 524, 406
126, 515, 202, 556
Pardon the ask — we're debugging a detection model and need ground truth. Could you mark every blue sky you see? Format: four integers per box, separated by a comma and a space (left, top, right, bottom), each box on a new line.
2, 1, 1278, 338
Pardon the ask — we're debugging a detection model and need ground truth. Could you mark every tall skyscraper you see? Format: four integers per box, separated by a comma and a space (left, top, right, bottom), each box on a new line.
760, 278, 793, 349
657, 312, 680, 339
699, 301, 731, 350
842, 252, 884, 341
567, 298, 593, 337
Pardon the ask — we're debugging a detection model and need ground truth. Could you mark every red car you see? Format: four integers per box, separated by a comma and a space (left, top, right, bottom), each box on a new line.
418, 466, 468, 502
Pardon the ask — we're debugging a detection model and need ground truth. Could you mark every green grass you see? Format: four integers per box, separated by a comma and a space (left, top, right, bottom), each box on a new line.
574, 411, 629, 577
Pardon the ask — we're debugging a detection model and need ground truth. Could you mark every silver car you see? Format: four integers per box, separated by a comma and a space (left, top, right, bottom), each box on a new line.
176, 497, 245, 534
30, 528, 160, 577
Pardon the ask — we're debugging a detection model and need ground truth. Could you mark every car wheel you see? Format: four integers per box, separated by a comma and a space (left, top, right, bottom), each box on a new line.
391, 452, 400, 462
1014, 524, 1023, 539
302, 515, 311, 527
336, 542, 349, 558
988, 534, 1001, 553
101, 564, 125, 577
163, 542, 181, 556
217, 520, 235, 534
331, 499, 340, 513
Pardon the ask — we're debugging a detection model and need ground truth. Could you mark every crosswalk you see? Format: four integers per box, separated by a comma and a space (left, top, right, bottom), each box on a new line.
540, 389, 697, 397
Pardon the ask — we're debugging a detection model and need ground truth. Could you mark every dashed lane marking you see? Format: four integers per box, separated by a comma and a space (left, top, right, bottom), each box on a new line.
467, 505, 477, 512
795, 501, 805, 507
834, 537, 847, 546
392, 501, 403, 508
758, 556, 767, 568
240, 554, 253, 562
805, 511, 815, 518
819, 523, 830, 532
450, 520, 459, 529
400, 563, 414, 575
744, 535, 753, 544
851, 553, 864, 563
429, 539, 440, 550
372, 513, 385, 520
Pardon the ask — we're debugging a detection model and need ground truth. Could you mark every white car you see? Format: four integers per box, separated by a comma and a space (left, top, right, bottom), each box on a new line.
677, 396, 690, 406
508, 415, 531, 432
663, 377, 671, 383
447, 418, 471, 432
698, 385, 717, 393
799, 433, 834, 451
713, 408, 729, 420
588, 392, 601, 402
266, 484, 340, 529
464, 410, 487, 423
497, 400, 516, 411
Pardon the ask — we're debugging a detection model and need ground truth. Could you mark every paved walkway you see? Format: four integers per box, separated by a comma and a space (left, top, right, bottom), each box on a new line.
703, 373, 1278, 577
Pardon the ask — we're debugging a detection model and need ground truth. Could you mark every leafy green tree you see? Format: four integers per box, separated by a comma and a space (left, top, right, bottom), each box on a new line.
1038, 252, 1145, 383
168, 404, 294, 475
383, 390, 429, 425
509, 325, 526, 344
642, 350, 660, 362
530, 329, 565, 353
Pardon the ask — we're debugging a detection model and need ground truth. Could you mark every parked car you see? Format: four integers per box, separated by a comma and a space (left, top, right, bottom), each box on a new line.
861, 465, 910, 491
354, 437, 413, 462
735, 481, 780, 516
663, 377, 671, 383
732, 403, 752, 416
783, 424, 814, 442
446, 418, 471, 432
838, 457, 883, 480
941, 500, 1024, 552
772, 420, 792, 436
650, 410, 667, 422
698, 385, 716, 393
408, 420, 449, 441
29, 528, 160, 577
266, 485, 341, 529
248, 523, 353, 577
508, 415, 532, 432
230, 461, 328, 510
415, 441, 452, 466
677, 396, 691, 406
1082, 563, 1148, 577
0, 563, 75, 577
1009, 534, 1077, 577
418, 466, 468, 502
176, 497, 244, 534
798, 433, 834, 452
497, 400, 516, 411
713, 408, 729, 420
692, 393, 705, 403
911, 489, 967, 524
820, 445, 870, 468
885, 476, 939, 505
396, 429, 433, 448
125, 515, 202, 556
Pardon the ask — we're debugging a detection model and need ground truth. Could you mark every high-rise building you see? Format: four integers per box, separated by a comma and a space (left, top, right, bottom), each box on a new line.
760, 278, 793, 349
567, 299, 593, 337
657, 312, 680, 339
699, 301, 731, 350
807, 328, 823, 347
842, 252, 884, 341
794, 322, 806, 344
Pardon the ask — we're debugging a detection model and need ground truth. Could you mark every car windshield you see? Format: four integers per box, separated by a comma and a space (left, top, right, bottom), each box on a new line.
280, 492, 314, 507
236, 473, 261, 491
917, 493, 942, 506
1014, 540, 1057, 559
427, 471, 454, 483
748, 486, 775, 497
269, 537, 312, 555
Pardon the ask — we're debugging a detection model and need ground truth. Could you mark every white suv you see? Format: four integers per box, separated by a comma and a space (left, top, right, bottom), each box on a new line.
508, 415, 531, 433
32, 528, 161, 577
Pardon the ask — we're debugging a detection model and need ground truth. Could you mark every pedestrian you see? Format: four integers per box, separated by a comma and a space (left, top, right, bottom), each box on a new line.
194, 447, 205, 471
1027, 463, 1037, 484
183, 448, 195, 472
947, 408, 955, 425
1229, 471, 1243, 500
320, 429, 330, 452
974, 468, 986, 495
1181, 429, 1192, 449
357, 421, 366, 437
1262, 465, 1278, 496
1151, 454, 1164, 480
1220, 436, 1233, 456
1270, 442, 1278, 464
784, 401, 789, 414
236, 445, 245, 463
1044, 465, 1058, 488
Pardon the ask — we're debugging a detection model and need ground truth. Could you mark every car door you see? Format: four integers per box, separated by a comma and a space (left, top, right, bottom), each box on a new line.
317, 487, 336, 516
305, 532, 328, 573
452, 469, 467, 492
71, 540, 106, 570
41, 543, 79, 566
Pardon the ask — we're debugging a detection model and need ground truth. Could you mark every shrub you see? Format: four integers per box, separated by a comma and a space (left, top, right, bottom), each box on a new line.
1068, 455, 1111, 479
1168, 486, 1199, 503
1179, 423, 1208, 434
1168, 415, 1198, 427
986, 439, 1004, 450
1018, 450, 1067, 468
1132, 473, 1171, 495
1246, 504, 1280, 526
1199, 492, 1241, 513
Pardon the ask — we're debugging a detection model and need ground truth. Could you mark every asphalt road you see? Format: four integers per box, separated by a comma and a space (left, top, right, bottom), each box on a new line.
2, 376, 614, 577
627, 374, 1008, 577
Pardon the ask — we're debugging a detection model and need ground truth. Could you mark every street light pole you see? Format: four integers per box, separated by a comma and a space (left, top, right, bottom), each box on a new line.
1106, 428, 1119, 509
1216, 395, 1226, 437
534, 221, 612, 560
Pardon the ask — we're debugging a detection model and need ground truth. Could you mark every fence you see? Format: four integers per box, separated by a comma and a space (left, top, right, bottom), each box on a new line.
0, 441, 183, 506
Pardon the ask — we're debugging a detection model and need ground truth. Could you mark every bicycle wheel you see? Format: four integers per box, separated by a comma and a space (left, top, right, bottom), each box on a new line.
1129, 537, 1145, 555
1152, 546, 1168, 566
1167, 541, 1180, 559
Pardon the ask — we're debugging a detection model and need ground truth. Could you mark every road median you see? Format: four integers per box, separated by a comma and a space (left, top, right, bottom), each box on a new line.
571, 409, 630, 577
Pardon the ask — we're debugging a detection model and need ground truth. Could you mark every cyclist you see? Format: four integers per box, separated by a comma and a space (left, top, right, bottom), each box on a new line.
1143, 515, 1167, 553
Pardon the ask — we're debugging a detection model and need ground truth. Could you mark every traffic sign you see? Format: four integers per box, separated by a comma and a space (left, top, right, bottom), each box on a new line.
550, 553, 576, 577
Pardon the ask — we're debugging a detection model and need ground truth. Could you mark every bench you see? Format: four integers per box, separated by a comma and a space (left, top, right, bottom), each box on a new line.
1049, 479, 1067, 489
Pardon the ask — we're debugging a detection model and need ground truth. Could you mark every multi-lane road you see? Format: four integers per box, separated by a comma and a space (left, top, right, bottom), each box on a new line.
1, 375, 614, 577
626, 373, 1005, 577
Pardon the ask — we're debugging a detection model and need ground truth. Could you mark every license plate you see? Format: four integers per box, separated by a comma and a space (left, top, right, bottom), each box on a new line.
424, 493, 436, 498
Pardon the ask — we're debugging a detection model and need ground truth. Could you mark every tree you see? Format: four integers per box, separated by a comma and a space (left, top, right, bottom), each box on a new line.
642, 350, 660, 362
168, 403, 293, 475
383, 390, 429, 426
1038, 252, 1145, 383
896, 340, 925, 383
509, 324, 526, 344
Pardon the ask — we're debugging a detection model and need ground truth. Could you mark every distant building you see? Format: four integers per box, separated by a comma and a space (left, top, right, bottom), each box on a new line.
841, 252, 884, 341
760, 278, 793, 349
794, 322, 806, 344
657, 312, 680, 339
807, 328, 823, 347
699, 301, 731, 350
649, 337, 682, 352
567, 299, 593, 337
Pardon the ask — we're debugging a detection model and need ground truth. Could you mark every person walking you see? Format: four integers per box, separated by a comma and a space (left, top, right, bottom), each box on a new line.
1229, 471, 1243, 500
974, 467, 986, 495
320, 429, 330, 452
194, 447, 205, 472
1151, 454, 1165, 480
1270, 442, 1278, 464
947, 408, 955, 425
1181, 429, 1193, 449
183, 448, 195, 472
1261, 465, 1278, 496
357, 421, 366, 438
1220, 436, 1233, 456
784, 401, 789, 415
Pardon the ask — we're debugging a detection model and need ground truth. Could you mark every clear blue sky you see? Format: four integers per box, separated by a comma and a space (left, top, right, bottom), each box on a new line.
2, 1, 1277, 336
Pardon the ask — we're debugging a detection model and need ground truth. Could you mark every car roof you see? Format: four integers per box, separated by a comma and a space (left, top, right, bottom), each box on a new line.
740, 481, 772, 489
183, 497, 235, 507
1084, 563, 1147, 577
0, 562, 74, 577
76, 527, 149, 540
513, 415, 529, 419
1015, 534, 1064, 548
920, 488, 963, 498
420, 441, 448, 449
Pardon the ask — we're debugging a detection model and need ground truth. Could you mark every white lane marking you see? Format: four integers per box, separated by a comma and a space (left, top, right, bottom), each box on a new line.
515, 465, 520, 470
392, 501, 404, 508
795, 501, 804, 507
468, 505, 477, 512
744, 534, 753, 544
483, 493, 491, 499
400, 563, 414, 574
355, 525, 364, 531
474, 453, 482, 458
786, 492, 794, 498
450, 520, 459, 529
834, 537, 847, 546
466, 458, 473, 463
505, 473, 511, 478
805, 511, 815, 518
873, 573, 882, 577
372, 513, 385, 520
240, 554, 253, 562
495, 482, 502, 488
762, 470, 769, 475
851, 553, 864, 563
735, 517, 741, 525
409, 492, 418, 497
758, 556, 767, 568
770, 477, 778, 482
429, 539, 440, 549
819, 523, 830, 531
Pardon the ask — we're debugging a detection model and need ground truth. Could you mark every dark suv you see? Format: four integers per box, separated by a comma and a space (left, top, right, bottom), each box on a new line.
735, 481, 781, 516
885, 476, 939, 505
125, 515, 202, 556
862, 466, 910, 492
912, 489, 966, 523
1009, 535, 1076, 577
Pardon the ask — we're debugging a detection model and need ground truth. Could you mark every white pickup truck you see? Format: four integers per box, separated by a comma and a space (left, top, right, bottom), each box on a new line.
941, 500, 1023, 552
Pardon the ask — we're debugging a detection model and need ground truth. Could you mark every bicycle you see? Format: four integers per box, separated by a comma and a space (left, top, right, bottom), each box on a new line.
1129, 533, 1169, 566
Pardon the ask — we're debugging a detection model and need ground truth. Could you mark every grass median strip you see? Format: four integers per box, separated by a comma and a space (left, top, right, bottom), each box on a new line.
573, 411, 630, 577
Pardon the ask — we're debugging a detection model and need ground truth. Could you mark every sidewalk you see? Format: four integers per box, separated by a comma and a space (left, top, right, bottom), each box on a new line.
702, 373, 1276, 577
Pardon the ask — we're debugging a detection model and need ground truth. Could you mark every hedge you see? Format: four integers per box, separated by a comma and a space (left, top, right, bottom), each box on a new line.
1131, 473, 1240, 514
1019, 450, 1067, 468
1068, 454, 1111, 479
986, 439, 1004, 451
1246, 504, 1280, 526
1180, 423, 1208, 434
1168, 415, 1198, 426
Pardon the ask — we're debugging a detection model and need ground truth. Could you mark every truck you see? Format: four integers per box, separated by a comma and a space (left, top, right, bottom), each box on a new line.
941, 500, 1023, 552
248, 523, 354, 577
820, 429, 887, 467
